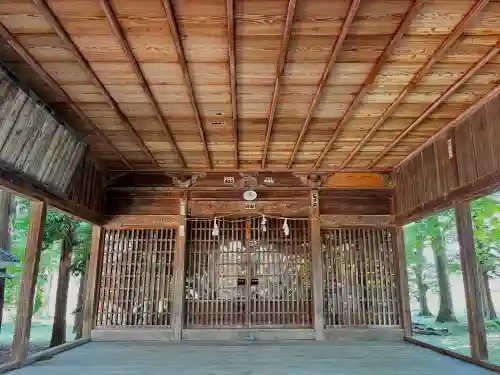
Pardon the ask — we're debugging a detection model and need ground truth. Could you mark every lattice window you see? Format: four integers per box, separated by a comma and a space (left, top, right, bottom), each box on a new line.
185, 218, 312, 328
96, 228, 176, 327
322, 228, 399, 327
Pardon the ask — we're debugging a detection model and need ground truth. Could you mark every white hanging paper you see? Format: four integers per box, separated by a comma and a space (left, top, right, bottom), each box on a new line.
261, 215, 267, 232
211, 218, 219, 237
283, 218, 289, 237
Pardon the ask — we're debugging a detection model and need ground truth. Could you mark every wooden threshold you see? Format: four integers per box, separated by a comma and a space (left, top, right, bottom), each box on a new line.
404, 337, 500, 373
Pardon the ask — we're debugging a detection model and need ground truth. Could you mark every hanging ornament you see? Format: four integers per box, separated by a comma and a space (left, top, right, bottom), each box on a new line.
211, 218, 219, 237
261, 215, 267, 232
283, 218, 289, 237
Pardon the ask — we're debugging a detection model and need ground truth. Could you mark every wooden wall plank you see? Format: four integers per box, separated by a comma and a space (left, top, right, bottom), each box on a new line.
393, 83, 500, 220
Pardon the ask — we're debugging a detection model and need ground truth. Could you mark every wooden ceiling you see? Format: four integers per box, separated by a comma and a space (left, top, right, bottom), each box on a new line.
1, 0, 500, 173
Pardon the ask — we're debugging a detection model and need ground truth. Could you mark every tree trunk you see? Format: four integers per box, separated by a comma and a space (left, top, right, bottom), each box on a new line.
73, 260, 88, 340
482, 270, 497, 321
50, 227, 74, 347
416, 272, 432, 316
432, 235, 457, 323
0, 190, 12, 333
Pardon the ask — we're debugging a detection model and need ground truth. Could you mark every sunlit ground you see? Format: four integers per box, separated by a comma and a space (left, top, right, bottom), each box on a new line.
412, 316, 500, 365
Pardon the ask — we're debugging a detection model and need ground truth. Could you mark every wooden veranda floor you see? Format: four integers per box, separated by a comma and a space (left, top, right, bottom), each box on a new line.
9, 341, 496, 375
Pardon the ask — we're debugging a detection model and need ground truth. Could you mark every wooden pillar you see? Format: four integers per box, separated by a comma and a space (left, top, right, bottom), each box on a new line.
171, 193, 187, 340
310, 189, 324, 340
394, 226, 412, 337
455, 201, 488, 361
82, 225, 103, 339
50, 228, 73, 347
11, 200, 46, 363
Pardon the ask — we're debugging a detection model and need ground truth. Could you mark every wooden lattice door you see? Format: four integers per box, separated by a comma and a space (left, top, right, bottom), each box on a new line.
96, 228, 176, 327
185, 217, 312, 328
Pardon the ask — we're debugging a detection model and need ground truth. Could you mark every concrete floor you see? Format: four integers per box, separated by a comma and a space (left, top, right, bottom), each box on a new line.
10, 341, 497, 375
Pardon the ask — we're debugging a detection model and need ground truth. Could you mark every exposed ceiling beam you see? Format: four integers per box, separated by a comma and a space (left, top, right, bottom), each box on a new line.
32, 0, 160, 167
369, 40, 500, 167
261, 0, 297, 169
227, 0, 239, 168
315, 0, 422, 169
344, 0, 489, 169
161, 0, 212, 169
0, 22, 133, 171
286, 0, 361, 169
99, 0, 186, 169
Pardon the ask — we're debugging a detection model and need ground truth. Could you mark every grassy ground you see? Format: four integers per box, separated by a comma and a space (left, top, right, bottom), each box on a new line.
0, 321, 76, 363
412, 316, 500, 365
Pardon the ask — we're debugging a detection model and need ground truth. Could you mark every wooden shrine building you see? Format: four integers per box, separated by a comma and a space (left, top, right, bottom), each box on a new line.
0, 0, 499, 372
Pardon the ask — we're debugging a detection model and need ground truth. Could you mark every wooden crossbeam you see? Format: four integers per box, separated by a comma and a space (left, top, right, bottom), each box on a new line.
261, 0, 297, 169
0, 23, 133, 171
369, 40, 500, 167
107, 167, 393, 174
314, 0, 421, 169
32, 0, 160, 167
345, 0, 489, 169
286, 0, 361, 169
99, 0, 186, 169
227, 0, 239, 168
161, 0, 212, 169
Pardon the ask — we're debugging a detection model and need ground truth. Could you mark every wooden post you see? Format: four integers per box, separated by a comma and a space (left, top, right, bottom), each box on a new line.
82, 225, 103, 339
455, 201, 488, 361
11, 200, 46, 363
394, 226, 412, 337
171, 193, 187, 340
310, 189, 324, 340
50, 227, 73, 347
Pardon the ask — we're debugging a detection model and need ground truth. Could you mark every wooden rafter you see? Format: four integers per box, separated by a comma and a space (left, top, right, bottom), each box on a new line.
314, 0, 422, 169
227, 0, 239, 168
161, 0, 212, 169
286, 0, 361, 169
344, 0, 489, 169
99, 0, 186, 168
32, 0, 160, 167
369, 40, 500, 167
261, 0, 297, 169
0, 23, 133, 171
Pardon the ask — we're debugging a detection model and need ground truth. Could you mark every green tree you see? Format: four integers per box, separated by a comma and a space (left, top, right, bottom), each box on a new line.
405, 221, 433, 316
70, 221, 92, 339
471, 193, 500, 320
422, 210, 458, 323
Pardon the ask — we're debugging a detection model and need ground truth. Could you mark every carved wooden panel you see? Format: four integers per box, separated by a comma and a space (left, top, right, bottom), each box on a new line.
103, 215, 179, 229
188, 200, 310, 217
320, 215, 394, 228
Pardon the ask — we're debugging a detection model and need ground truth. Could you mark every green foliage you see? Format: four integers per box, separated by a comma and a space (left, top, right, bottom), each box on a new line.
70, 221, 92, 276
471, 193, 500, 276
3, 196, 93, 314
